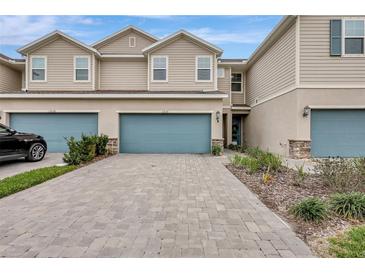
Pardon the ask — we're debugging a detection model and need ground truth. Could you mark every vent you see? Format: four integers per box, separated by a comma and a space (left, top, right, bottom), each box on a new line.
129, 37, 136, 48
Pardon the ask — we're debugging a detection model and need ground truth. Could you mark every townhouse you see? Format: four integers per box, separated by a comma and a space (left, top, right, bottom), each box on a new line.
1, 16, 365, 158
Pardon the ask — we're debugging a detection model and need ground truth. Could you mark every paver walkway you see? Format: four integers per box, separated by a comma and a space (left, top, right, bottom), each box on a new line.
0, 154, 313, 257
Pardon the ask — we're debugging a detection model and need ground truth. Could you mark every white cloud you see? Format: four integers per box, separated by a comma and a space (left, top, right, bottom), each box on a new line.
187, 27, 269, 45
0, 16, 99, 46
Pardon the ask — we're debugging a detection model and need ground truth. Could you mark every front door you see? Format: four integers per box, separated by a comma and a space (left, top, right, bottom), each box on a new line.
232, 116, 241, 145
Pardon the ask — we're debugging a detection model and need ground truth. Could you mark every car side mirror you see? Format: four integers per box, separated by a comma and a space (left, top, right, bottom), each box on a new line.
7, 128, 17, 135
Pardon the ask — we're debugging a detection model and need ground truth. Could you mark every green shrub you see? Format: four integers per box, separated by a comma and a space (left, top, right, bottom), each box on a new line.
63, 136, 82, 165
79, 134, 96, 162
230, 154, 260, 174
228, 144, 238, 150
239, 156, 260, 174
329, 225, 365, 258
63, 134, 109, 165
261, 152, 282, 172
330, 192, 365, 220
231, 154, 242, 166
246, 146, 265, 159
95, 134, 109, 155
212, 145, 222, 156
228, 143, 247, 153
314, 158, 363, 192
246, 147, 282, 172
290, 197, 327, 223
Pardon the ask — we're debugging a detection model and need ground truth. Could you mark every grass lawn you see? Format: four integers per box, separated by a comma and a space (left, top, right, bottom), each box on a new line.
0, 165, 77, 199
329, 226, 365, 258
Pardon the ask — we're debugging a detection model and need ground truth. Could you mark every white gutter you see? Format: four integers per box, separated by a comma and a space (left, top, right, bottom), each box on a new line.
231, 106, 251, 110
307, 105, 365, 110
100, 54, 145, 58
0, 57, 25, 65
0, 93, 228, 99
217, 62, 247, 65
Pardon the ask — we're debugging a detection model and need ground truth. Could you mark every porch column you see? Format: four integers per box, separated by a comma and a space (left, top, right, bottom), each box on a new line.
226, 112, 232, 145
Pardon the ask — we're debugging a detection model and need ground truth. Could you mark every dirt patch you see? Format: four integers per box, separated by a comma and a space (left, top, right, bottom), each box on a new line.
226, 164, 364, 257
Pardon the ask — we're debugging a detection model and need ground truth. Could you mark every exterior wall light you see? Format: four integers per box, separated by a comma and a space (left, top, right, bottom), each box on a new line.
216, 111, 221, 123
303, 106, 310, 117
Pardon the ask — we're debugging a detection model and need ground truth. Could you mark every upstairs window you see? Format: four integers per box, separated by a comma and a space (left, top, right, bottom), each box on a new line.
231, 73, 242, 92
196, 56, 212, 81
31, 56, 46, 81
344, 20, 364, 55
129, 36, 136, 48
152, 56, 168, 81
74, 56, 90, 82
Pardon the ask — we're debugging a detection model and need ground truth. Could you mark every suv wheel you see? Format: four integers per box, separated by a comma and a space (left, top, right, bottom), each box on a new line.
26, 143, 46, 162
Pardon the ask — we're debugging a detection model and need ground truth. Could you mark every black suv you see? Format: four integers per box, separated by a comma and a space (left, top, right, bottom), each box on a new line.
0, 123, 47, 162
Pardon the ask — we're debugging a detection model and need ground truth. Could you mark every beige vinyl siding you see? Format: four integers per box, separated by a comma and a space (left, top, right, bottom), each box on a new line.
96, 30, 155, 55
149, 37, 215, 91
100, 60, 147, 90
218, 67, 231, 105
232, 72, 245, 105
28, 37, 94, 91
300, 16, 365, 85
0, 63, 22, 92
246, 22, 296, 105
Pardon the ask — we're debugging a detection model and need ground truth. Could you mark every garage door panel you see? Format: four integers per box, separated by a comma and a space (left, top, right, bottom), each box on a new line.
120, 114, 211, 153
311, 110, 365, 157
10, 113, 98, 152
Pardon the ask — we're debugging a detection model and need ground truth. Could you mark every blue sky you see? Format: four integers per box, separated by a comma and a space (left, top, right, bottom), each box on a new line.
0, 16, 282, 59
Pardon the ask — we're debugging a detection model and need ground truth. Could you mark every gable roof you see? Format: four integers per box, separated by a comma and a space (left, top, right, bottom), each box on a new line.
247, 15, 296, 67
91, 25, 158, 48
17, 30, 100, 56
142, 30, 223, 56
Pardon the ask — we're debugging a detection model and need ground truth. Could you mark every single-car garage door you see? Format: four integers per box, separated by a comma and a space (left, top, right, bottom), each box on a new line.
120, 114, 211, 153
311, 109, 365, 157
10, 113, 98, 152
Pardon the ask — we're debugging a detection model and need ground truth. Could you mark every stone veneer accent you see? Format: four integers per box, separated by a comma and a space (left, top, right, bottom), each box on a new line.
107, 138, 119, 155
212, 138, 224, 155
288, 139, 311, 159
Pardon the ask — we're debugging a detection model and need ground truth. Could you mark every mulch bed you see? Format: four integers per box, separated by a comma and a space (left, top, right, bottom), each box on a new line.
226, 164, 364, 257
79, 154, 112, 167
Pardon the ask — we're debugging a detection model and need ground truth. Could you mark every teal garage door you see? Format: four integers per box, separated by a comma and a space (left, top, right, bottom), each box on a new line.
311, 109, 365, 157
120, 114, 211, 153
10, 113, 98, 152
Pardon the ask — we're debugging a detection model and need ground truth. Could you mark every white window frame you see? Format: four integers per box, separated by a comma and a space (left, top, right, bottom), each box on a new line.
231, 72, 243, 93
129, 36, 136, 48
151, 55, 168, 82
342, 18, 365, 57
195, 55, 213, 82
73, 55, 91, 82
218, 67, 225, 78
30, 55, 47, 82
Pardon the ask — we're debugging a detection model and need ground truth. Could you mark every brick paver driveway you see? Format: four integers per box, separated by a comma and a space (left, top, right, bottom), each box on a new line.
0, 154, 312, 258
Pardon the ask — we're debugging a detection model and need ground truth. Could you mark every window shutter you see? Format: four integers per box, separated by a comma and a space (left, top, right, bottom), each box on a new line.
330, 19, 342, 56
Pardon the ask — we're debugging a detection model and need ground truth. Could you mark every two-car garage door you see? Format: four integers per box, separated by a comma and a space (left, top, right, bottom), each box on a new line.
10, 113, 98, 152
119, 114, 211, 153
311, 109, 365, 157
